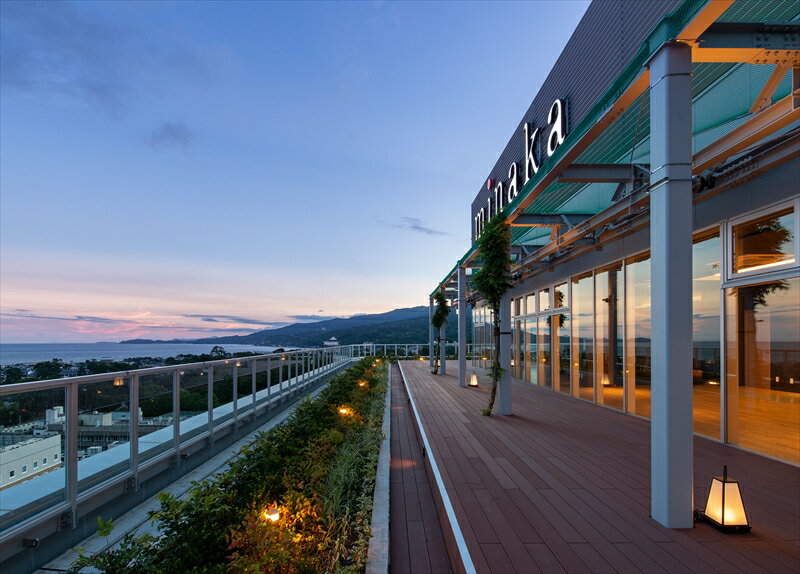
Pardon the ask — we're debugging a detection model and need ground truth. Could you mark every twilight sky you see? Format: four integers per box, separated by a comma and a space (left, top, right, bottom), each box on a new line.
0, 0, 589, 343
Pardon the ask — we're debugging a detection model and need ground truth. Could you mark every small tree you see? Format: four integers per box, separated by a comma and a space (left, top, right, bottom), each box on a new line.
470, 216, 511, 415
430, 289, 450, 374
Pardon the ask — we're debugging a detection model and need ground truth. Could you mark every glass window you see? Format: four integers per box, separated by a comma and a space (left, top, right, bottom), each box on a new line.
33, 461, 38, 469
596, 263, 624, 410
43, 457, 48, 465
571, 273, 594, 401
526, 319, 537, 384
625, 254, 651, 417
22, 465, 27, 474
726, 277, 799, 464
554, 283, 567, 308
554, 311, 571, 394
538, 317, 552, 389
732, 207, 795, 274
693, 234, 721, 439
9, 470, 15, 478
54, 453, 59, 460
514, 320, 525, 380
514, 298, 522, 317
525, 294, 536, 316
539, 289, 550, 312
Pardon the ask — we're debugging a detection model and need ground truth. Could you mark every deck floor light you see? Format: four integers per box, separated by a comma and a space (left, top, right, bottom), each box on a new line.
469, 373, 479, 387
696, 465, 751, 533
264, 504, 280, 523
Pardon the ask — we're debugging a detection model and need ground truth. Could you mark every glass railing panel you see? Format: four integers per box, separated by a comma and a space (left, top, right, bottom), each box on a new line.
0, 386, 66, 530
212, 363, 234, 428
179, 367, 209, 443
77, 377, 131, 493
235, 359, 253, 414
137, 372, 175, 463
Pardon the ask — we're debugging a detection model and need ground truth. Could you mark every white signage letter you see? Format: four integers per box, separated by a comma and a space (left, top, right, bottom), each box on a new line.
493, 181, 505, 212
524, 123, 540, 183
507, 162, 518, 202
547, 99, 566, 157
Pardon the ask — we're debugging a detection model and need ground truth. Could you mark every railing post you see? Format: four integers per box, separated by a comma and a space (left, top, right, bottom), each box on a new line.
207, 365, 215, 437
173, 371, 180, 457
232, 363, 239, 425
278, 355, 284, 402
267, 356, 272, 406
458, 266, 467, 387
65, 382, 78, 528
130, 374, 139, 489
252, 359, 257, 411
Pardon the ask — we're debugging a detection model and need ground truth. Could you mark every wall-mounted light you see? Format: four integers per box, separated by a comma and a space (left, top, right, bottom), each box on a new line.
697, 465, 751, 533
469, 374, 479, 387
113, 377, 124, 387
264, 504, 280, 523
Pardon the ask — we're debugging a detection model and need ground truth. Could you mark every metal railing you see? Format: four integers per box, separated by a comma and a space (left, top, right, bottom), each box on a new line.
0, 345, 377, 562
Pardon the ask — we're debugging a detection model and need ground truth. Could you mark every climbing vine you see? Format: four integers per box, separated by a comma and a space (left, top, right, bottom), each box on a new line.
470, 216, 512, 415
430, 288, 450, 374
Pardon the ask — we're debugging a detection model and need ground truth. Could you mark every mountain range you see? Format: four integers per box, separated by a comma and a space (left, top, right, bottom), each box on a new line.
120, 306, 470, 347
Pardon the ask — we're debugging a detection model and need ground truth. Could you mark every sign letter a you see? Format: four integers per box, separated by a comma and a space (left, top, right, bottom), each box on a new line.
547, 99, 566, 157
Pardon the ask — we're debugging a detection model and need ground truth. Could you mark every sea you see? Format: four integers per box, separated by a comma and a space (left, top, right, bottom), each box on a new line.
0, 343, 282, 365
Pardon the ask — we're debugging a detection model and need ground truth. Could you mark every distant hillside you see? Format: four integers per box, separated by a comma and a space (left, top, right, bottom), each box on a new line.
121, 306, 471, 347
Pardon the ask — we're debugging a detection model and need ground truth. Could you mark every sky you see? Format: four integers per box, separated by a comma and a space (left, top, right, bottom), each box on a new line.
0, 0, 589, 343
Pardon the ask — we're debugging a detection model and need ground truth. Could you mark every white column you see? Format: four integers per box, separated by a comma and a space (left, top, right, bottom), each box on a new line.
439, 322, 447, 375
458, 267, 467, 387
648, 41, 694, 529
498, 292, 512, 415
429, 298, 435, 368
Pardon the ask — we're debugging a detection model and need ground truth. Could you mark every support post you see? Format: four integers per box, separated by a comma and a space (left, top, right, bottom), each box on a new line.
498, 292, 512, 415
648, 41, 694, 529
429, 298, 435, 367
458, 267, 467, 387
439, 322, 447, 375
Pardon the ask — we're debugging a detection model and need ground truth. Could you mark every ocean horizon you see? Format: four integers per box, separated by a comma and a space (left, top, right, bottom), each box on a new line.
0, 342, 284, 365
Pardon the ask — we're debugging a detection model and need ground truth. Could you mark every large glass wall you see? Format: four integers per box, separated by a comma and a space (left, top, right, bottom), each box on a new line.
538, 317, 552, 389
526, 319, 537, 384
572, 273, 594, 401
726, 277, 799, 464
693, 233, 722, 439
555, 310, 571, 394
596, 263, 624, 409
625, 254, 651, 417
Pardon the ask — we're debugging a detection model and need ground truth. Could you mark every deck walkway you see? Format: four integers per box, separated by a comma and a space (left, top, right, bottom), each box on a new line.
390, 363, 453, 574
398, 360, 800, 574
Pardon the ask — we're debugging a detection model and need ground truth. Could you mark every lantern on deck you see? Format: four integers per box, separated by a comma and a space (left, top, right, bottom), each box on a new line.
469, 374, 479, 387
698, 466, 751, 533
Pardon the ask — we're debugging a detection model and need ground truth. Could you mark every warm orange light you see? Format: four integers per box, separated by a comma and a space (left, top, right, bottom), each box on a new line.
113, 377, 124, 387
708, 380, 720, 386
338, 406, 351, 416
264, 505, 280, 523
418, 357, 424, 361
236, 361, 241, 367
701, 466, 750, 532
469, 374, 479, 387
358, 381, 368, 388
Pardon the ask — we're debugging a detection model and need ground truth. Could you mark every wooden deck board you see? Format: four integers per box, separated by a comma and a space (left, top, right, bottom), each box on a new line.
389, 364, 453, 574
399, 361, 800, 574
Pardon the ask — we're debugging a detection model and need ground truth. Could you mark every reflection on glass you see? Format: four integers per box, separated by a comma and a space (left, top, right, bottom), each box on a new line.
732, 207, 795, 274
179, 367, 211, 442
625, 255, 651, 417
539, 317, 552, 389
726, 277, 800, 464
555, 312, 571, 394
554, 283, 567, 308
526, 319, 537, 385
572, 273, 594, 401
540, 289, 550, 312
526, 294, 536, 316
514, 320, 524, 380
138, 372, 175, 462
693, 235, 721, 439
596, 263, 624, 410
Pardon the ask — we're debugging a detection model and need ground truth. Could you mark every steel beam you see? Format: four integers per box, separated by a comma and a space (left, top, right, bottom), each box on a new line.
557, 163, 646, 183
694, 94, 799, 172
510, 214, 593, 227
648, 41, 694, 529
750, 64, 789, 113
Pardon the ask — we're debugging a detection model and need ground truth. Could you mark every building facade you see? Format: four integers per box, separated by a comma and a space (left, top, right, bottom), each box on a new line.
431, 0, 799, 528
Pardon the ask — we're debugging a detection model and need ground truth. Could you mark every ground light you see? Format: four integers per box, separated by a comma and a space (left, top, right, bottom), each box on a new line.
695, 465, 751, 533
113, 377, 124, 387
469, 374, 479, 387
338, 406, 351, 416
264, 505, 280, 523
358, 380, 368, 388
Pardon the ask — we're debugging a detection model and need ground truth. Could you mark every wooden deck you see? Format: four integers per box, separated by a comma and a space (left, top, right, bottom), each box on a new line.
398, 360, 800, 574
390, 363, 453, 574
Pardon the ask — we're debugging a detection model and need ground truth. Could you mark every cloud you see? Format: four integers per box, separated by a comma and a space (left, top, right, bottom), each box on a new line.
147, 121, 193, 149
288, 314, 344, 321
382, 217, 447, 236
2, 310, 128, 324
182, 314, 279, 327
